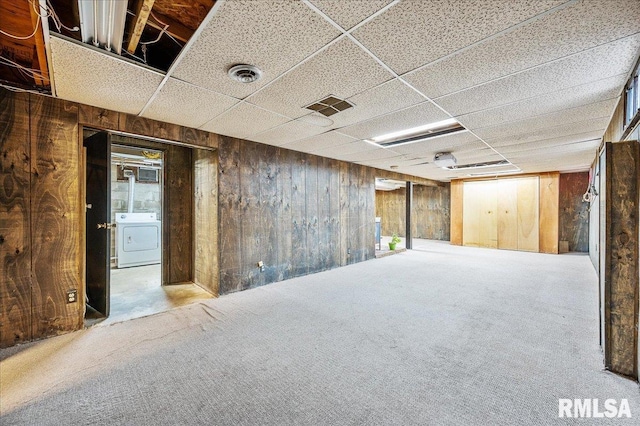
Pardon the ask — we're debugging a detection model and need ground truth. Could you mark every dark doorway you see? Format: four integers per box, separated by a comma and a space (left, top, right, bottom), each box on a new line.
84, 131, 111, 319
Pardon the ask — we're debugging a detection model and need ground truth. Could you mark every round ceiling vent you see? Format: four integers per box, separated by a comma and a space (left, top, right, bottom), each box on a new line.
228, 64, 262, 83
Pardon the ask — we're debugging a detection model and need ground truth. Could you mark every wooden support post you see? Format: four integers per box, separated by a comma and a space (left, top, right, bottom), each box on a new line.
406, 181, 413, 249
601, 141, 639, 379
127, 0, 156, 54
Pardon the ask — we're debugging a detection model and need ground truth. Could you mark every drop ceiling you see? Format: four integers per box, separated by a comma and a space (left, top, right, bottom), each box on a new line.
39, 0, 640, 181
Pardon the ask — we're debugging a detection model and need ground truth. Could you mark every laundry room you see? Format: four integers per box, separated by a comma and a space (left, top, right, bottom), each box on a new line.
110, 145, 163, 270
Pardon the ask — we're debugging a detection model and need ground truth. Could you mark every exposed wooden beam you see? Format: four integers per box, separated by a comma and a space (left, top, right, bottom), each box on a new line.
146, 11, 192, 44
126, 0, 156, 54
28, 0, 49, 86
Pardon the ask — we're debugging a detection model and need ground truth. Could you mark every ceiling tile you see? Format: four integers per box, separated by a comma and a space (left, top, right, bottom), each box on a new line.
434, 35, 640, 116
340, 149, 403, 163
307, 0, 394, 30
328, 79, 425, 129
404, 0, 640, 99
199, 102, 289, 139
252, 119, 327, 146
311, 140, 378, 158
248, 37, 393, 119
455, 74, 626, 130
141, 78, 239, 128
283, 131, 356, 154
50, 36, 163, 115
497, 131, 603, 154
339, 102, 450, 140
171, 0, 341, 99
472, 98, 617, 142
352, 0, 563, 74
487, 117, 610, 148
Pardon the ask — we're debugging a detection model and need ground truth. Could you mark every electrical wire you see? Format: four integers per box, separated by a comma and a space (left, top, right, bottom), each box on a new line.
0, 56, 49, 81
0, 14, 41, 40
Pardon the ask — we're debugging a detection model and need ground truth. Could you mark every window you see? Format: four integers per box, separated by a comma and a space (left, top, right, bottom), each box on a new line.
624, 61, 640, 128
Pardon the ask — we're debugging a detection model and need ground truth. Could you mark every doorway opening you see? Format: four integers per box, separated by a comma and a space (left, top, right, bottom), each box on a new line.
374, 178, 409, 255
83, 129, 213, 326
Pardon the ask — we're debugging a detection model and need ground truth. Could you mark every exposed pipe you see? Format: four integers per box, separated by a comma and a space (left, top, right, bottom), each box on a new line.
124, 169, 135, 213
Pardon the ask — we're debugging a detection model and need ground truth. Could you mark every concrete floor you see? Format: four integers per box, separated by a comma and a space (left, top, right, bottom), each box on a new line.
94, 264, 213, 326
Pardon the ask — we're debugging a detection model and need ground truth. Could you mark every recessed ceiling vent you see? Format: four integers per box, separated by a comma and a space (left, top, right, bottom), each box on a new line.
305, 96, 354, 117
228, 64, 263, 83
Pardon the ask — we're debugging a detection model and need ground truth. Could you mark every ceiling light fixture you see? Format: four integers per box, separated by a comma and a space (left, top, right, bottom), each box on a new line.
433, 152, 457, 168
78, 0, 128, 54
443, 159, 512, 171
466, 169, 522, 177
370, 118, 459, 143
228, 64, 263, 83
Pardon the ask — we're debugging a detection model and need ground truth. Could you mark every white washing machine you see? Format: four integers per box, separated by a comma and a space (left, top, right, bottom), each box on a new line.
115, 213, 161, 268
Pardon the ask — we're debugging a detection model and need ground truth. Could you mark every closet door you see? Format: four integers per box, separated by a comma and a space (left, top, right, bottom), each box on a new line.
462, 181, 483, 247
516, 177, 539, 252
463, 180, 497, 248
497, 179, 518, 250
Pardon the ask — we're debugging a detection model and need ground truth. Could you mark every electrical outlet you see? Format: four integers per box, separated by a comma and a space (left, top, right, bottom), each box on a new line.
347, 248, 351, 255
66, 289, 77, 304
257, 261, 265, 272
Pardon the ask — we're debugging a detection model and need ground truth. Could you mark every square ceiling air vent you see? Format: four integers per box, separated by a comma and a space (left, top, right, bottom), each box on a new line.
305, 95, 354, 117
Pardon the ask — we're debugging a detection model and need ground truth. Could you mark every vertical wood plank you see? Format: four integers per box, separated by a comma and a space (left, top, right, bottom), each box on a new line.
165, 144, 193, 283
328, 158, 340, 268
218, 137, 242, 293
539, 172, 560, 254
317, 157, 331, 270
0, 90, 32, 347
193, 148, 219, 295
276, 148, 292, 281
29, 95, 82, 339
239, 140, 262, 289
291, 152, 308, 276
306, 155, 319, 272
339, 161, 349, 266
450, 180, 463, 245
259, 144, 278, 284
347, 164, 359, 264
364, 167, 375, 259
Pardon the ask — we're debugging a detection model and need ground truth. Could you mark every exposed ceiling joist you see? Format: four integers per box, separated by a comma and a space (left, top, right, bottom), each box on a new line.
127, 0, 156, 54
29, 2, 49, 86
146, 11, 191, 44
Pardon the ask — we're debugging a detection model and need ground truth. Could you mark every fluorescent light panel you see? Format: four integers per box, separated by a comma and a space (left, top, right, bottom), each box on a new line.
78, 0, 128, 54
371, 118, 459, 143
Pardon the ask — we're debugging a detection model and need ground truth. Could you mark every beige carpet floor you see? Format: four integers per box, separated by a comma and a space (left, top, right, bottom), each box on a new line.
1, 240, 638, 425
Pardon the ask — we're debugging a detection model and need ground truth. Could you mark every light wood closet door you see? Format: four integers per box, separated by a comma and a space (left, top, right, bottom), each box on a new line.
498, 179, 518, 250
516, 177, 539, 252
463, 180, 498, 248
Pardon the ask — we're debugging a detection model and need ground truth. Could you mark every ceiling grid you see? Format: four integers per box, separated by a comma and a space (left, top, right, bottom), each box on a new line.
45, 0, 640, 181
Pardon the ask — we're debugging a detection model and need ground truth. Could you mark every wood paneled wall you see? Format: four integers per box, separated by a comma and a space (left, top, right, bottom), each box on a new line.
374, 185, 450, 240
450, 173, 559, 254
559, 172, 589, 252
1, 88, 440, 347
1, 91, 82, 348
217, 137, 376, 295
